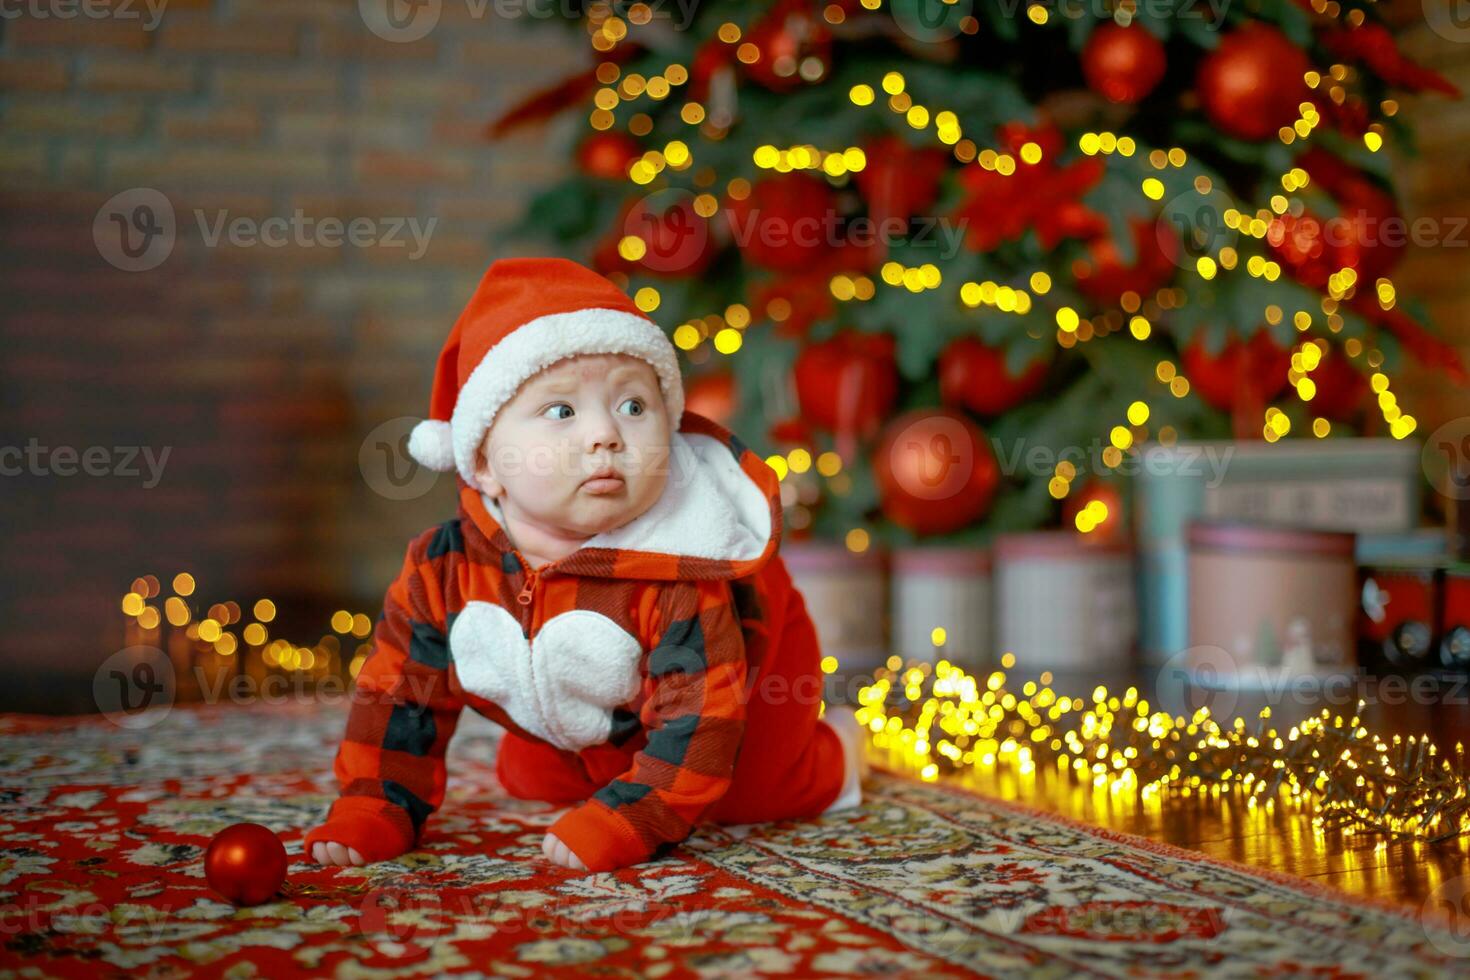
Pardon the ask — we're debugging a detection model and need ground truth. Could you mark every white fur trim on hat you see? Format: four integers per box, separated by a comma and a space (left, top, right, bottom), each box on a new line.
449, 307, 685, 484
407, 419, 456, 472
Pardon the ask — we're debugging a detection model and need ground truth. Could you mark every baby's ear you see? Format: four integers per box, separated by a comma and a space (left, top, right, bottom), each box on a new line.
471, 443, 503, 498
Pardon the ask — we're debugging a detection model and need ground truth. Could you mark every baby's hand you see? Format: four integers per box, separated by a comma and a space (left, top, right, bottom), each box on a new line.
541, 831, 587, 870
310, 840, 366, 867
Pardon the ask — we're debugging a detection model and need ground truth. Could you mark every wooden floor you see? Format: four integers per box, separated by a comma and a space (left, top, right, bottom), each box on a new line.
869, 672, 1470, 913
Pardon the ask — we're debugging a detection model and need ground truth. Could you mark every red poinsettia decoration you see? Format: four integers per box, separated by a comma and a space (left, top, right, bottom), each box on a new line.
953, 121, 1107, 252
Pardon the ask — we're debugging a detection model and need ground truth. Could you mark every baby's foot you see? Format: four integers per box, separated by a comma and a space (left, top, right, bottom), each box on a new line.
820, 705, 868, 812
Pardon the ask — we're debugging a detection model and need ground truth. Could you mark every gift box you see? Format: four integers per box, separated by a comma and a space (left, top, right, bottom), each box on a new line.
889, 546, 991, 671
1135, 438, 1422, 664
994, 531, 1135, 672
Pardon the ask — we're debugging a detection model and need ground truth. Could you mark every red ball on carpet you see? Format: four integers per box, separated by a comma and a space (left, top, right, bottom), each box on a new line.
1082, 22, 1166, 104
204, 823, 288, 906
1196, 24, 1308, 141
874, 409, 1000, 536
939, 337, 1049, 417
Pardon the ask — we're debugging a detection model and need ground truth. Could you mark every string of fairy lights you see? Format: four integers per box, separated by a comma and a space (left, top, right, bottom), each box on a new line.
120, 573, 377, 681
864, 652, 1470, 843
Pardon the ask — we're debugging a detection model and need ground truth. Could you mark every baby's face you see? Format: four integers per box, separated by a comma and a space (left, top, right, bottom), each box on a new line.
473, 353, 671, 538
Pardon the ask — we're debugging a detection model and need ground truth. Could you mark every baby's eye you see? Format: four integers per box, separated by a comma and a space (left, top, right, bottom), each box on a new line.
541, 403, 574, 421
617, 397, 645, 417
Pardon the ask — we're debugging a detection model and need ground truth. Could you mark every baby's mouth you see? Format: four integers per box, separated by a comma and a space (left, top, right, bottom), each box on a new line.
580, 467, 625, 495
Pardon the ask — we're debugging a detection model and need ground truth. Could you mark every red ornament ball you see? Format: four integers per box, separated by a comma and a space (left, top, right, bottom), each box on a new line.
1074, 217, 1180, 305
620, 192, 716, 278
938, 338, 1050, 417
874, 409, 1001, 536
1181, 330, 1291, 412
204, 823, 287, 906
1062, 479, 1127, 542
1303, 344, 1369, 421
576, 132, 641, 180
853, 134, 950, 223
1196, 24, 1309, 141
1082, 23, 1167, 104
793, 331, 898, 437
685, 371, 737, 426
725, 173, 837, 271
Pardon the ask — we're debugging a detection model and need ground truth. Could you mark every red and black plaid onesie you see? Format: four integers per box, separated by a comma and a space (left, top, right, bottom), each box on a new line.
305, 412, 848, 871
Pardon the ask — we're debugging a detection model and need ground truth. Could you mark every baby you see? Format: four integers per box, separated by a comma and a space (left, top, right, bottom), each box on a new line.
305, 257, 866, 872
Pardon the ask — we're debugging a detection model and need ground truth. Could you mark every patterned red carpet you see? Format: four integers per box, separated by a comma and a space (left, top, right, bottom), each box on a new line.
0, 697, 1461, 978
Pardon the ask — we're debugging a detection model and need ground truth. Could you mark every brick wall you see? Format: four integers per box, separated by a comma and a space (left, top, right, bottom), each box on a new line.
0, 0, 584, 710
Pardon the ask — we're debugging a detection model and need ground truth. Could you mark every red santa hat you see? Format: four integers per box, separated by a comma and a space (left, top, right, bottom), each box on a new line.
407, 257, 686, 483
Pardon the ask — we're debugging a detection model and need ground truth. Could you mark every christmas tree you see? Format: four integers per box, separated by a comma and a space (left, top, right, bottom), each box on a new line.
494, 0, 1463, 546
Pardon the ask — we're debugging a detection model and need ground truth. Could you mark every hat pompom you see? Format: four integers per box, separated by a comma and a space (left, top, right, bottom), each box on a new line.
407, 419, 456, 472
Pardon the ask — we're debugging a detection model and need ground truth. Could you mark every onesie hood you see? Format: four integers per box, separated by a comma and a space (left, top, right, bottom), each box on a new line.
456, 410, 782, 581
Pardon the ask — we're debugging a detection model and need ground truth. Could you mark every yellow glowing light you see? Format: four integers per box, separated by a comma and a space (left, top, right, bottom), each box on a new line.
931, 627, 947, 647
634, 286, 660, 312
765, 455, 789, 480
713, 327, 742, 354
331, 609, 353, 634
816, 451, 842, 477
1056, 307, 1080, 333
172, 573, 195, 597
618, 236, 647, 262
845, 528, 870, 553
850, 83, 875, 106
1127, 401, 1150, 426
254, 599, 276, 623
122, 592, 145, 617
